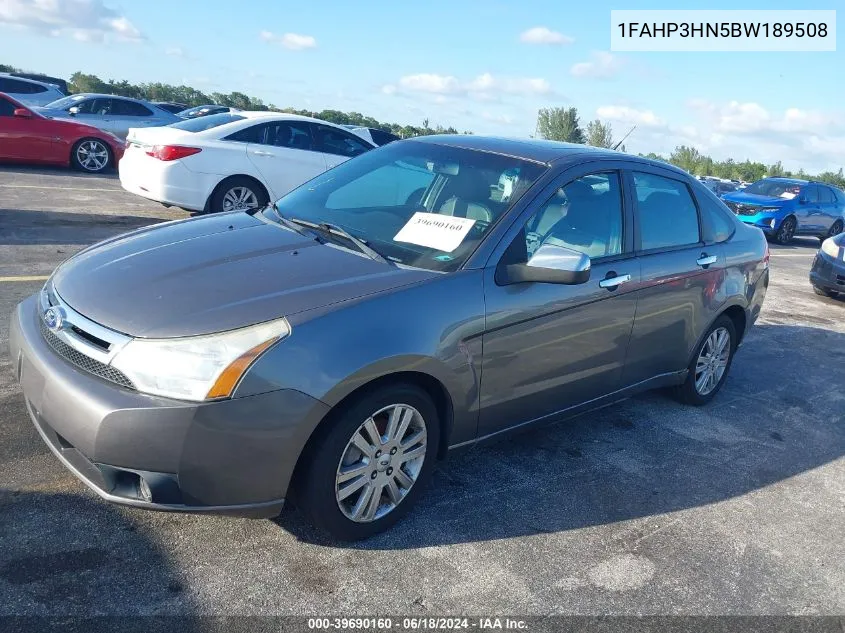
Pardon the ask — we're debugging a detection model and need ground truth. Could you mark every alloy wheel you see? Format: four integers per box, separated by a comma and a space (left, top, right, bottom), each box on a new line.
335, 403, 428, 523
221, 186, 259, 212
829, 221, 844, 238
694, 327, 731, 396
777, 218, 796, 244
76, 140, 109, 172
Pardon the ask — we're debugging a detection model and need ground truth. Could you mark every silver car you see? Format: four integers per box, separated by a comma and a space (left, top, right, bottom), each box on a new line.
36, 93, 181, 139
10, 137, 769, 541
0, 73, 65, 107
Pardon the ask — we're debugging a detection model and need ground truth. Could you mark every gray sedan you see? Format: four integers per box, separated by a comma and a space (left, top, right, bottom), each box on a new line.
36, 93, 181, 139
9, 137, 769, 540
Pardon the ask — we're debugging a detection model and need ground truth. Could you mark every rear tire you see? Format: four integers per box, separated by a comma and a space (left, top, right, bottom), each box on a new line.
294, 383, 440, 541
71, 138, 112, 173
675, 315, 737, 406
825, 220, 844, 241
208, 177, 268, 214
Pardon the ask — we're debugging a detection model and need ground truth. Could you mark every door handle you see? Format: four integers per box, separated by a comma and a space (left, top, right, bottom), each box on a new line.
251, 150, 273, 157
599, 274, 631, 289
696, 254, 718, 268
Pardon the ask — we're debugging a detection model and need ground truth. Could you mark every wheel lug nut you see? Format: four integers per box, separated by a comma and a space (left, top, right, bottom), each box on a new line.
375, 450, 382, 458
386, 467, 393, 475
390, 447, 397, 455
371, 472, 378, 479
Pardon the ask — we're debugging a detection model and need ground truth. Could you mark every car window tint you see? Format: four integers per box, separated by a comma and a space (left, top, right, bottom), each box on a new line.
113, 100, 153, 116
313, 124, 372, 157
75, 98, 112, 115
222, 122, 265, 142
370, 129, 399, 146
326, 161, 436, 210
819, 187, 835, 204
697, 191, 735, 243
518, 172, 624, 260
264, 121, 313, 150
803, 186, 820, 203
0, 77, 28, 93
0, 97, 16, 116
634, 172, 700, 250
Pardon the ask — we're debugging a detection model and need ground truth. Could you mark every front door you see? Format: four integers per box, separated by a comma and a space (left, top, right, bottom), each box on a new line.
0, 97, 55, 161
479, 168, 639, 438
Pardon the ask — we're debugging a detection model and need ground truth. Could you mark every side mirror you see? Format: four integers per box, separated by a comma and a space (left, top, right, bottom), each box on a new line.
67, 106, 79, 116
12, 108, 32, 118
497, 243, 591, 285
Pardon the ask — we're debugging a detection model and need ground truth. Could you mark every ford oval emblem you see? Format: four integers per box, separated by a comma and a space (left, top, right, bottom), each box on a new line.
43, 307, 66, 332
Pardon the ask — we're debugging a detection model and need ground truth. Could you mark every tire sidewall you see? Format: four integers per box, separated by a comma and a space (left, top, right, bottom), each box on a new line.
72, 138, 111, 173
776, 216, 795, 245
298, 384, 440, 541
682, 315, 737, 405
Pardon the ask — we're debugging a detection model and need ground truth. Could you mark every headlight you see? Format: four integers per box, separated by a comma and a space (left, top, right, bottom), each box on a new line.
111, 318, 290, 401
755, 207, 779, 214
820, 237, 841, 260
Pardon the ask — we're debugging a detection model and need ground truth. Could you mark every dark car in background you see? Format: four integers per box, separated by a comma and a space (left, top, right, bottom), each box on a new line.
153, 101, 190, 114
9, 72, 69, 95
10, 137, 769, 540
177, 104, 239, 119
722, 177, 845, 245
810, 231, 845, 298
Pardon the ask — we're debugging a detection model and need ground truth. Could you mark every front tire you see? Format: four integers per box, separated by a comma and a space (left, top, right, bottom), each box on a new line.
824, 220, 844, 242
294, 384, 440, 541
813, 286, 839, 298
774, 216, 796, 245
71, 138, 112, 173
675, 316, 737, 406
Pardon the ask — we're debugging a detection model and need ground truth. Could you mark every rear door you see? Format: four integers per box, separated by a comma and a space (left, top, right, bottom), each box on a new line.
817, 186, 838, 231
311, 123, 374, 169
621, 169, 725, 386
796, 185, 822, 234
245, 120, 327, 198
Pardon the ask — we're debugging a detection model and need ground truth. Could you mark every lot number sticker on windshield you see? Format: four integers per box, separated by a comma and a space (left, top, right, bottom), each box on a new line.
393, 213, 476, 253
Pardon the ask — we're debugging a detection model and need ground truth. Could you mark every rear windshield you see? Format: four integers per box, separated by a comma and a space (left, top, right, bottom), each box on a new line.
168, 113, 246, 132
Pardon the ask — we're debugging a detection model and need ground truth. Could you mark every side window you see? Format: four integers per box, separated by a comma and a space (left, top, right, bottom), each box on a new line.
697, 191, 736, 243
819, 187, 835, 204
225, 124, 266, 143
633, 172, 700, 250
265, 121, 314, 150
313, 124, 372, 157
75, 98, 111, 115
0, 78, 28, 93
0, 97, 16, 117
802, 186, 820, 203
370, 129, 399, 146
516, 172, 624, 261
113, 100, 153, 116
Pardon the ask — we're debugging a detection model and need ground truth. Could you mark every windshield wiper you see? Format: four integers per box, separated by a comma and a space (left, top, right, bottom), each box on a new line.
288, 218, 393, 266
264, 203, 322, 240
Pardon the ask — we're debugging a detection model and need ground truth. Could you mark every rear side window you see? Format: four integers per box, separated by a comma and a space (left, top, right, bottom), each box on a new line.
819, 187, 835, 204
0, 77, 30, 93
113, 100, 152, 116
370, 128, 400, 146
696, 190, 736, 243
223, 123, 264, 142
312, 124, 372, 157
172, 113, 247, 132
634, 172, 700, 250
802, 186, 820, 203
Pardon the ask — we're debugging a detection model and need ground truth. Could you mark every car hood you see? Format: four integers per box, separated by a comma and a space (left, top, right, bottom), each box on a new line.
52, 212, 437, 338
721, 191, 791, 207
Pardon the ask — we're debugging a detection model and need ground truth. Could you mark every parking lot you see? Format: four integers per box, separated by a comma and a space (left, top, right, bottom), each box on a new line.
0, 165, 843, 616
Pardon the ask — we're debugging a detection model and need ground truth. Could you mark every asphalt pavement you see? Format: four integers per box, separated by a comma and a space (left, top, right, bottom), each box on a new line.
0, 165, 843, 617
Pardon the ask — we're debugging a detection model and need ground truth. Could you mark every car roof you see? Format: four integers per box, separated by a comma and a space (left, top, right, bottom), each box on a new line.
0, 73, 54, 88
410, 134, 689, 173
64, 93, 148, 103
764, 177, 810, 184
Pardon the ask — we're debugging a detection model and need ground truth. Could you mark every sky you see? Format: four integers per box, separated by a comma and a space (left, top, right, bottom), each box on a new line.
0, 0, 842, 173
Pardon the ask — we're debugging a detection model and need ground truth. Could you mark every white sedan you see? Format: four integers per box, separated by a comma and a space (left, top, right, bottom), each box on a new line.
119, 112, 376, 213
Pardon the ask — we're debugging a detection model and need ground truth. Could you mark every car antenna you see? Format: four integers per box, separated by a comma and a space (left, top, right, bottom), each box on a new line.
612, 125, 636, 151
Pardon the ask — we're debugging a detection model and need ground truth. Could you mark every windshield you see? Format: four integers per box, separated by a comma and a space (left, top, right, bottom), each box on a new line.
743, 179, 803, 199
168, 113, 246, 132
43, 94, 87, 110
263, 141, 546, 272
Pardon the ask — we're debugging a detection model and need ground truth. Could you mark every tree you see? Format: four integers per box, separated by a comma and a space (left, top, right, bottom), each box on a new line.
669, 145, 702, 174
536, 107, 584, 143
585, 120, 614, 148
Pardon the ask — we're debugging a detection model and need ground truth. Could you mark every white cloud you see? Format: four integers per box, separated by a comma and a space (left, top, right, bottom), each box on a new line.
520, 26, 573, 45
260, 30, 317, 50
165, 46, 185, 58
570, 51, 622, 79
0, 0, 144, 42
386, 72, 554, 101
481, 111, 514, 125
596, 105, 665, 128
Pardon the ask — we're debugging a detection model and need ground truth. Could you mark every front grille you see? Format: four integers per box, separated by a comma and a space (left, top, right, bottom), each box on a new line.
39, 318, 135, 390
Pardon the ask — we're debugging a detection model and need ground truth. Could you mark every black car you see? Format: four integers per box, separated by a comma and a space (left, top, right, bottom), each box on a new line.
153, 101, 190, 114
810, 231, 845, 298
177, 104, 236, 119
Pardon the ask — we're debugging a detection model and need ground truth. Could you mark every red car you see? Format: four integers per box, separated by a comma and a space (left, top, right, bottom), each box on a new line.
0, 92, 124, 174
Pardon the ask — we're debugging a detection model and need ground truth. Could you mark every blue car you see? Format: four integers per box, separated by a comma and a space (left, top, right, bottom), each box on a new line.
721, 178, 845, 245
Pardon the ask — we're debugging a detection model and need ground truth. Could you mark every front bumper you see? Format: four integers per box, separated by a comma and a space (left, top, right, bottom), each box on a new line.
9, 295, 331, 517
810, 251, 845, 294
737, 215, 780, 235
